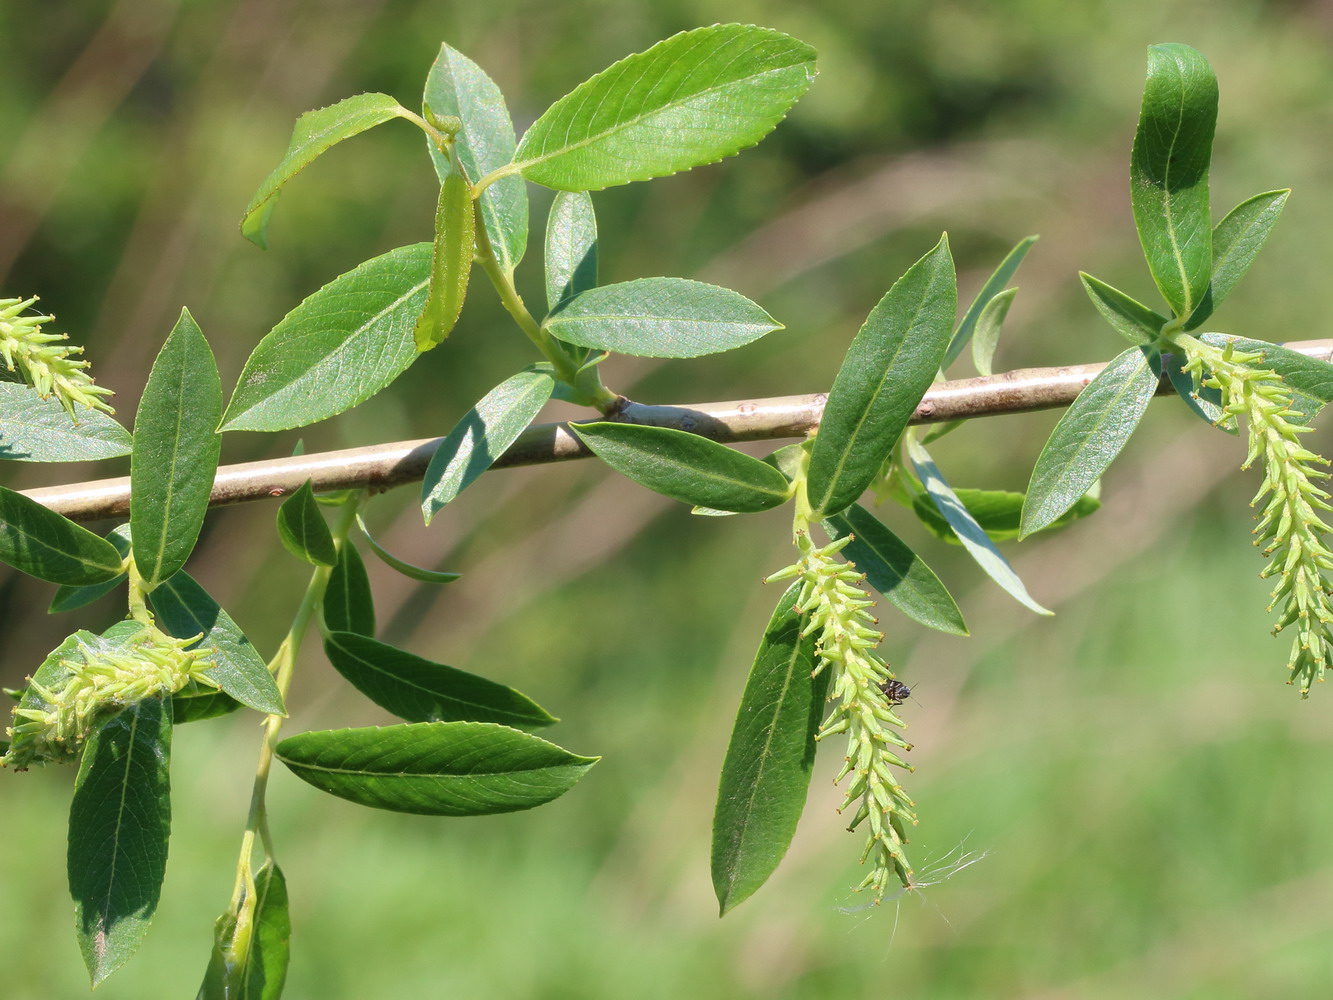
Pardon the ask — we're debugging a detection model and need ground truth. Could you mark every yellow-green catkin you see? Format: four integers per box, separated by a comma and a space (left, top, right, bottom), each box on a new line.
0, 295, 114, 417
1178, 334, 1333, 694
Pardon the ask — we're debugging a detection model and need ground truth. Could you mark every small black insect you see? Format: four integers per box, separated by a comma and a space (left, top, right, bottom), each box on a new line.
879, 678, 911, 705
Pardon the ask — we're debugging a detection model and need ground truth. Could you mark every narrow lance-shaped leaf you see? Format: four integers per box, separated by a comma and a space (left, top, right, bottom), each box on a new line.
943, 234, 1036, 368
0, 485, 123, 585
357, 515, 460, 584
545, 191, 598, 310
571, 421, 792, 513
198, 861, 290, 1000
0, 381, 133, 463
49, 524, 132, 613
276, 481, 337, 566
1021, 345, 1160, 538
806, 234, 957, 517
970, 286, 1018, 377
414, 170, 474, 352
242, 93, 415, 249
712, 582, 825, 914
1131, 43, 1217, 318
1184, 189, 1290, 330
911, 488, 1101, 544
324, 542, 375, 636
513, 24, 816, 192
68, 697, 172, 986
1080, 273, 1167, 346
276, 722, 598, 816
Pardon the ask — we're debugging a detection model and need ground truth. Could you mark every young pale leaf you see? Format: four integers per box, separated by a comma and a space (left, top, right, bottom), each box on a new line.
822, 504, 967, 635
544, 278, 780, 359
1079, 273, 1168, 345
275, 722, 598, 816
0, 382, 132, 462
421, 369, 555, 523
324, 542, 375, 636
149, 571, 285, 716
276, 481, 337, 566
1184, 189, 1290, 330
545, 191, 599, 310
357, 515, 461, 583
1021, 346, 1160, 538
513, 24, 816, 191
912, 488, 1100, 545
571, 421, 792, 512
68, 697, 172, 986
0, 486, 123, 585
806, 235, 957, 517
222, 244, 431, 433
198, 861, 290, 1000
907, 437, 1051, 615
414, 171, 474, 352
424, 44, 527, 274
49, 524, 132, 613
970, 286, 1017, 377
711, 582, 824, 915
131, 309, 221, 589
242, 93, 414, 249
943, 234, 1036, 367
324, 631, 556, 729
1131, 43, 1217, 318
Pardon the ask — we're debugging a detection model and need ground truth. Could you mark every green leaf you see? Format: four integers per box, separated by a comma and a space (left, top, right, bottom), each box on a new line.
424, 44, 527, 274
822, 504, 967, 635
806, 234, 957, 517
912, 488, 1100, 544
413, 171, 474, 352
1131, 43, 1217, 318
198, 862, 290, 1000
68, 697, 172, 986
357, 515, 461, 583
324, 543, 375, 636
324, 631, 556, 729
0, 382, 133, 462
149, 572, 285, 716
275, 722, 597, 816
970, 286, 1017, 377
545, 191, 598, 310
513, 24, 816, 191
49, 524, 132, 613
131, 309, 222, 589
170, 685, 242, 725
943, 234, 1036, 368
1021, 346, 1160, 537
571, 421, 792, 512
1184, 189, 1290, 330
421, 370, 555, 524
544, 278, 781, 359
711, 582, 825, 914
276, 481, 337, 566
908, 437, 1051, 616
0, 485, 124, 585
222, 244, 431, 433
241, 93, 414, 249
1079, 273, 1168, 346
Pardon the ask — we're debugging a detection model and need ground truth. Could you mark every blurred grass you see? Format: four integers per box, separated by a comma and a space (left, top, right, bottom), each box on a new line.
5, 0, 1333, 996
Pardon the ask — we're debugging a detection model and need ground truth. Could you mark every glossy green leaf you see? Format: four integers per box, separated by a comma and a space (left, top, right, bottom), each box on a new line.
68, 696, 172, 986
222, 244, 431, 433
170, 685, 242, 725
149, 571, 285, 716
908, 437, 1051, 615
421, 370, 555, 523
276, 722, 597, 816
806, 235, 957, 517
545, 191, 598, 310
0, 486, 124, 585
424, 44, 527, 274
242, 93, 414, 249
912, 488, 1100, 544
513, 24, 816, 191
712, 582, 824, 914
970, 286, 1017, 377
0, 382, 132, 462
324, 543, 375, 637
822, 504, 967, 635
49, 524, 132, 613
276, 481, 337, 566
198, 862, 290, 1000
414, 171, 474, 352
324, 631, 556, 728
1184, 189, 1290, 330
571, 421, 792, 512
943, 234, 1036, 367
357, 516, 461, 583
1079, 273, 1167, 346
1021, 346, 1159, 537
1131, 43, 1217, 318
544, 278, 781, 359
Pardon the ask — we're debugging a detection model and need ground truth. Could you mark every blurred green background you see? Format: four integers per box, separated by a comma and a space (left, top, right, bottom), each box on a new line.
4, 0, 1333, 996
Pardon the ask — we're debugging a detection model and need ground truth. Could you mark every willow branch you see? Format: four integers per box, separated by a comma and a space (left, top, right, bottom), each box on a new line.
24, 339, 1333, 522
